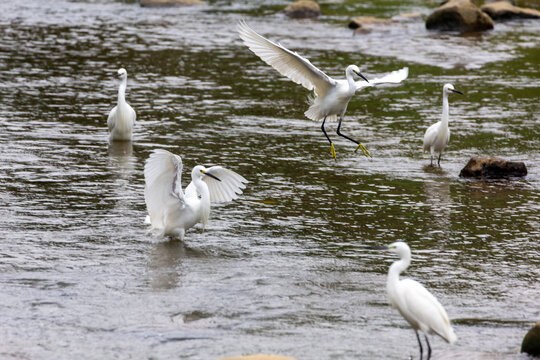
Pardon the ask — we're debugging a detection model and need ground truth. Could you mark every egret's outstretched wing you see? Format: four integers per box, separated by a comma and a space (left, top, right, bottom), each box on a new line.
355, 67, 408, 91
204, 166, 248, 203
144, 149, 184, 228
400, 279, 457, 343
237, 20, 337, 97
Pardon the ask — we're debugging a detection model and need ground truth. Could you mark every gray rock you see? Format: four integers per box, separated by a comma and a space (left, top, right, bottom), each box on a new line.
140, 0, 205, 7
426, 0, 494, 32
282, 1, 321, 19
481, 1, 540, 21
459, 157, 527, 178
521, 321, 540, 357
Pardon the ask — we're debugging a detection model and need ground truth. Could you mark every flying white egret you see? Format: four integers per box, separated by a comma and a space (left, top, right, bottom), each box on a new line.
375, 242, 457, 360
107, 68, 136, 142
423, 84, 462, 167
237, 20, 409, 160
144, 149, 248, 240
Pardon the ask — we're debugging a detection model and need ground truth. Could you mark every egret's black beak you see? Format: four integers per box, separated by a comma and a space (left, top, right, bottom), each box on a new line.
204, 172, 221, 182
367, 245, 389, 250
113, 73, 121, 79
355, 71, 369, 83
451, 89, 463, 95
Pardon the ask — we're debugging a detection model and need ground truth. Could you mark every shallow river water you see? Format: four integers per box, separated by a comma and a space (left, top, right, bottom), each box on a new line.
0, 0, 539, 359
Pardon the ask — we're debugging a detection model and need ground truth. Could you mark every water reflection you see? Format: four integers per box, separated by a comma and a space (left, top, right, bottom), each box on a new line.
423, 177, 453, 241
108, 141, 134, 178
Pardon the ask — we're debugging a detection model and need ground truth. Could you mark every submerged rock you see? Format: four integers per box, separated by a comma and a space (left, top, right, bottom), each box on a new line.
392, 13, 423, 22
348, 16, 395, 33
140, 0, 205, 7
426, 0, 494, 32
221, 355, 297, 360
282, 0, 321, 19
481, 1, 540, 21
521, 321, 540, 357
459, 157, 527, 179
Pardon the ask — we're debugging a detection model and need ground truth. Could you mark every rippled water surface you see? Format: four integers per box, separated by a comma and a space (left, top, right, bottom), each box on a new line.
0, 0, 539, 359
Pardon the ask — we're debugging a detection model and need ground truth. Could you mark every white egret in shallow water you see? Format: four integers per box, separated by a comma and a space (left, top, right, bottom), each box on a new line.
144, 149, 248, 240
237, 20, 408, 160
107, 68, 136, 142
374, 242, 457, 360
423, 84, 462, 167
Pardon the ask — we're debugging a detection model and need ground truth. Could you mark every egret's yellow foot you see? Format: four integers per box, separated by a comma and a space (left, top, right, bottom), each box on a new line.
355, 143, 372, 158
330, 143, 337, 160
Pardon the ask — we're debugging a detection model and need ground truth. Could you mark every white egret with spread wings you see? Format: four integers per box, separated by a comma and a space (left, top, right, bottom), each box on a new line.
144, 149, 248, 240
237, 20, 408, 160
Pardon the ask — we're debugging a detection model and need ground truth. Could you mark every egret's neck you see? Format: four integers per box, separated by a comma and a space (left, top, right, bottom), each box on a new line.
117, 79, 127, 105
441, 92, 449, 126
192, 176, 211, 229
346, 70, 356, 92
387, 255, 410, 288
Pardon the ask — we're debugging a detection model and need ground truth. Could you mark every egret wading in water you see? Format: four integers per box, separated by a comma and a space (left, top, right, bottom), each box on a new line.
107, 68, 136, 142
144, 149, 248, 240
374, 242, 457, 360
423, 84, 462, 167
237, 20, 408, 160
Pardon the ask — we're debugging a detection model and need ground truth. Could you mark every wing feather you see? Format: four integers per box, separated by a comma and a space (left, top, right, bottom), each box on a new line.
400, 279, 456, 343
144, 149, 184, 229
355, 67, 408, 91
237, 20, 336, 97
204, 166, 248, 204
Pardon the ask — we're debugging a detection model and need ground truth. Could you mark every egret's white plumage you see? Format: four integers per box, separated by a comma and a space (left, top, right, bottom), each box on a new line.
107, 68, 136, 142
144, 149, 248, 240
237, 20, 408, 159
423, 83, 462, 167
385, 242, 457, 359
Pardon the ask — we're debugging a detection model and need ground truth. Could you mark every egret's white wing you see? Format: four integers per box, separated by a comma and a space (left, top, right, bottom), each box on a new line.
400, 279, 457, 343
144, 149, 184, 228
204, 166, 248, 203
107, 106, 117, 132
355, 67, 408, 91
237, 20, 337, 97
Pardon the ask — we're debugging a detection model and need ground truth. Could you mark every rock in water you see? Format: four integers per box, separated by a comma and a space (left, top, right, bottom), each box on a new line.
282, 0, 321, 19
221, 355, 297, 360
348, 16, 395, 33
459, 157, 527, 178
521, 321, 540, 357
140, 0, 205, 7
481, 1, 540, 21
426, 0, 494, 32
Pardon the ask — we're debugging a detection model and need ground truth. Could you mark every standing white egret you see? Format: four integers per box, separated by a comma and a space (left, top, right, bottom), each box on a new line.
378, 242, 457, 360
107, 68, 136, 142
237, 20, 409, 160
423, 84, 462, 167
144, 149, 248, 240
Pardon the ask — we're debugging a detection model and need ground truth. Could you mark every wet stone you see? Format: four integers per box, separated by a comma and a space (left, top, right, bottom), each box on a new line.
140, 0, 206, 7
521, 321, 540, 357
481, 1, 540, 21
282, 0, 322, 19
426, 0, 494, 32
459, 157, 527, 179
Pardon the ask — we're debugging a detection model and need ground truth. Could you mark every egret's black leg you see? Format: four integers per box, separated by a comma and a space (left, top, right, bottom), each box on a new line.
336, 116, 371, 157
321, 116, 336, 160
415, 330, 423, 360
438, 153, 442, 167
425, 335, 432, 360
